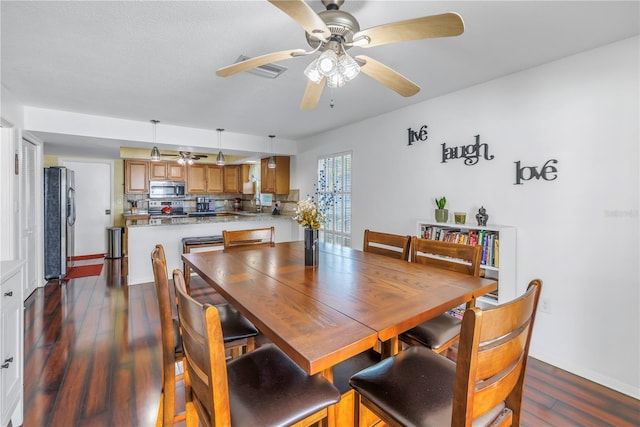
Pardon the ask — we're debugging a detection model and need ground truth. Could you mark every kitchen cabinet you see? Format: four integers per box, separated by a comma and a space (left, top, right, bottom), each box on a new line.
125, 160, 149, 194
149, 161, 185, 181
223, 165, 241, 194
1, 261, 24, 427
206, 165, 224, 193
261, 156, 290, 195
187, 164, 223, 194
186, 164, 207, 193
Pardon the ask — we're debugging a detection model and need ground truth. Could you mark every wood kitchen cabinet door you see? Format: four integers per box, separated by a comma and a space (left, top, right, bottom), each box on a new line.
166, 163, 185, 181
149, 161, 167, 180
150, 161, 185, 181
186, 164, 207, 193
206, 165, 224, 193
125, 160, 149, 194
223, 165, 241, 193
261, 156, 290, 194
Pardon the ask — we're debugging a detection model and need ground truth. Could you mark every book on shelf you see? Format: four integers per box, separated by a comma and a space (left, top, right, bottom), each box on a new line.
419, 224, 500, 269
447, 305, 466, 320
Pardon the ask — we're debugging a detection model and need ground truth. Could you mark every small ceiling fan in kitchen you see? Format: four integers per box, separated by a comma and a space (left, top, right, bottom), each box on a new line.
161, 151, 208, 165
216, 0, 464, 109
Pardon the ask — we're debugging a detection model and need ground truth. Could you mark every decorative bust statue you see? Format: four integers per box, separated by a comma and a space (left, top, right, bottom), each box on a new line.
476, 206, 489, 226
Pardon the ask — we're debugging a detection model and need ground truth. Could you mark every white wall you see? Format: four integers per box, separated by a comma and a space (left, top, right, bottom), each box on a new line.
296, 36, 640, 398
1, 85, 25, 260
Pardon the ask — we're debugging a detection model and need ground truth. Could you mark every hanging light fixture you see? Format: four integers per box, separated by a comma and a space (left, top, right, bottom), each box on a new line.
303, 41, 360, 88
216, 128, 226, 166
149, 120, 161, 161
268, 135, 276, 169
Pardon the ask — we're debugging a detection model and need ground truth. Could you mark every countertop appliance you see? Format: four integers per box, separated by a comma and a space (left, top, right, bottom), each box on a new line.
149, 180, 186, 199
44, 166, 76, 280
196, 197, 209, 212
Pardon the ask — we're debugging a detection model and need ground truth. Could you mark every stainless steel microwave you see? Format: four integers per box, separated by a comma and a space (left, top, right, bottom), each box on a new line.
149, 180, 186, 198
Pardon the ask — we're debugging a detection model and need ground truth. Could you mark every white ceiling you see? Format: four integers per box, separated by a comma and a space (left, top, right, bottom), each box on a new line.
2, 1, 638, 158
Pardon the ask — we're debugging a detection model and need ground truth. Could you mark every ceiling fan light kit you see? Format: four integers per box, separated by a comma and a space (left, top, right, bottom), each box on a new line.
216, 0, 464, 109
304, 41, 360, 88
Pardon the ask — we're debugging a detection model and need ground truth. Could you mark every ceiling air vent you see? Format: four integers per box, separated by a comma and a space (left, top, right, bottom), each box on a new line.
236, 55, 288, 79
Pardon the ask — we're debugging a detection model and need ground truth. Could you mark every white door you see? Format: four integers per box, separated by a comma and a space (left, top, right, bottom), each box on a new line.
61, 160, 113, 256
21, 139, 40, 296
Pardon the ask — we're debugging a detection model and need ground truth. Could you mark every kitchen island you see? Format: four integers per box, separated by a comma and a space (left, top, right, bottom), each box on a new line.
126, 212, 300, 285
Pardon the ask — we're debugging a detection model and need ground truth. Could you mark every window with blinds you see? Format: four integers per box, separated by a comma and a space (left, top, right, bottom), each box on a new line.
317, 152, 352, 247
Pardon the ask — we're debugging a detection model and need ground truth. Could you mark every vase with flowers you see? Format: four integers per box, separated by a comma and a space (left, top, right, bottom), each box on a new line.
293, 171, 337, 266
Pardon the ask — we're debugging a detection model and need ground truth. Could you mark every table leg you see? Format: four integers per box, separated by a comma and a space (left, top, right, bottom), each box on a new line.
379, 336, 399, 358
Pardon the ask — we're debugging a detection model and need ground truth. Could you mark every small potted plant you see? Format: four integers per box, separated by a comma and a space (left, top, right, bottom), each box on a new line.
435, 196, 448, 223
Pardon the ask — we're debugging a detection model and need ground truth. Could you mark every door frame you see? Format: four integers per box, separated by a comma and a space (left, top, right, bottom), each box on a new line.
21, 132, 44, 294
59, 158, 114, 255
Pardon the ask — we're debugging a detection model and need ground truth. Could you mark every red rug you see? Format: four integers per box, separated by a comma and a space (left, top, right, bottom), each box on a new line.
64, 263, 103, 280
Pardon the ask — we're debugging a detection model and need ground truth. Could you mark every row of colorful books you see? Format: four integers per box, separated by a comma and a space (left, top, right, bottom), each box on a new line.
419, 226, 500, 268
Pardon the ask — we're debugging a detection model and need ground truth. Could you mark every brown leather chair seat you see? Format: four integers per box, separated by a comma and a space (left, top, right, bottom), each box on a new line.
350, 346, 506, 427
351, 280, 543, 427
215, 303, 259, 342
401, 312, 461, 351
172, 269, 340, 426
331, 348, 382, 394
226, 344, 341, 426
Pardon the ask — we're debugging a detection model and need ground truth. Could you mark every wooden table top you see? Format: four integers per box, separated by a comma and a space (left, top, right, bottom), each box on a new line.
182, 241, 497, 375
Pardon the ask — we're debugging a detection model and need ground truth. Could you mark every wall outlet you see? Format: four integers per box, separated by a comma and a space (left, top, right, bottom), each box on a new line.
540, 297, 551, 314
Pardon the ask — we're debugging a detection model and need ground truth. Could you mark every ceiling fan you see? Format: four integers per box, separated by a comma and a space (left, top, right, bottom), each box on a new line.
161, 151, 208, 165
216, 0, 464, 110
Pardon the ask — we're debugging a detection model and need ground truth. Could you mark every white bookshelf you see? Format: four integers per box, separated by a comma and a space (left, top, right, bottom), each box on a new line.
416, 220, 517, 305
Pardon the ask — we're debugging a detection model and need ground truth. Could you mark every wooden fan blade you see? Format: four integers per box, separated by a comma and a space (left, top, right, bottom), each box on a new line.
300, 78, 325, 110
216, 49, 305, 77
268, 0, 331, 41
355, 55, 420, 97
354, 13, 464, 48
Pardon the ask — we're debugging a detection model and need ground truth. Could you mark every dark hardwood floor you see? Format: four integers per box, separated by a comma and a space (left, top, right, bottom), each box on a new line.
23, 258, 639, 426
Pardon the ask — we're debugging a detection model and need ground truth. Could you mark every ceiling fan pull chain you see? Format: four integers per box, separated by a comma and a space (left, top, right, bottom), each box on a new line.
330, 88, 335, 108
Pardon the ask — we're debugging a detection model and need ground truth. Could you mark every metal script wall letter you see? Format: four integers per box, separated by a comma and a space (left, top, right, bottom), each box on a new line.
407, 125, 428, 145
441, 134, 495, 166
514, 159, 558, 185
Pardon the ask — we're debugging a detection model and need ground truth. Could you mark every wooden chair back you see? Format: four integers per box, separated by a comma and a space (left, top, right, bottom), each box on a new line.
363, 229, 411, 261
151, 244, 184, 426
453, 279, 542, 426
411, 236, 482, 277
172, 269, 231, 426
222, 226, 275, 250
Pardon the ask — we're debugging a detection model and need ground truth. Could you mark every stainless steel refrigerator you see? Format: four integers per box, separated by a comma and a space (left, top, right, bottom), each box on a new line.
44, 167, 76, 280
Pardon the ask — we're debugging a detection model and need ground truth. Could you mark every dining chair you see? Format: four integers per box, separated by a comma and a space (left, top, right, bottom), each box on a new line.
362, 229, 411, 261
151, 245, 260, 426
222, 226, 275, 250
399, 237, 482, 354
151, 244, 185, 426
350, 279, 542, 427
172, 269, 341, 427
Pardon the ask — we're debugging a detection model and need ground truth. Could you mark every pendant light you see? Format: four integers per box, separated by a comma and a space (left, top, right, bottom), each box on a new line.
150, 120, 161, 161
267, 135, 276, 169
216, 128, 226, 166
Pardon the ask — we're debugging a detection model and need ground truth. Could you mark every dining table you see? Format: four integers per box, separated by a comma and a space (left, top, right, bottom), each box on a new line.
182, 240, 498, 425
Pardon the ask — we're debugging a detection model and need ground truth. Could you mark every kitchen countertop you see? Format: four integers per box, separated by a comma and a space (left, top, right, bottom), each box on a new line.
126, 212, 294, 227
